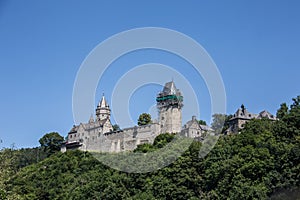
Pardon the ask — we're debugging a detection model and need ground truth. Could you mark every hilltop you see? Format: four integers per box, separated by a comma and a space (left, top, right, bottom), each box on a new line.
0, 96, 299, 199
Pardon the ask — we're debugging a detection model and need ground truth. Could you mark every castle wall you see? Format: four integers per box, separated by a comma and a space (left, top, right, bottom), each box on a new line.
104, 123, 161, 152
63, 81, 185, 153
67, 123, 161, 153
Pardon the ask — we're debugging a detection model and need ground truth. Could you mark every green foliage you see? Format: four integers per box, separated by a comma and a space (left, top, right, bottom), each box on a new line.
211, 113, 230, 134
0, 147, 47, 200
39, 132, 64, 156
198, 120, 207, 125
1, 96, 300, 199
137, 113, 152, 126
153, 133, 175, 148
112, 124, 120, 131
134, 143, 155, 153
134, 133, 175, 153
276, 103, 288, 119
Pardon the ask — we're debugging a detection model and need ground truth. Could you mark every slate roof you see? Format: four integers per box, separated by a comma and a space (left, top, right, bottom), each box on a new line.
68, 118, 110, 134
230, 106, 276, 121
183, 116, 213, 131
160, 81, 182, 96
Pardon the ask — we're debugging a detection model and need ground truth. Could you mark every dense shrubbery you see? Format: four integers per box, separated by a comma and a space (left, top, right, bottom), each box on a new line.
1, 96, 299, 199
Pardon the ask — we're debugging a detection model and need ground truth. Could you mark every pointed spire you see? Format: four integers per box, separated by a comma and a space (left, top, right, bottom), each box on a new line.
170, 81, 176, 95
89, 114, 94, 123
163, 81, 177, 95
95, 93, 111, 121
98, 94, 108, 108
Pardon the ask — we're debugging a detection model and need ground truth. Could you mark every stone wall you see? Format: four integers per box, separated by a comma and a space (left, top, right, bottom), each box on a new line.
159, 107, 182, 133
69, 122, 161, 153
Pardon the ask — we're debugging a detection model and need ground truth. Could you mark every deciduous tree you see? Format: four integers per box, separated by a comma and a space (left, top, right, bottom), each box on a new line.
39, 132, 64, 156
138, 113, 152, 126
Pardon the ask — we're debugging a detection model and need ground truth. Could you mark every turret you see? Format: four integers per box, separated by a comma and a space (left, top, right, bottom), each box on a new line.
96, 94, 111, 121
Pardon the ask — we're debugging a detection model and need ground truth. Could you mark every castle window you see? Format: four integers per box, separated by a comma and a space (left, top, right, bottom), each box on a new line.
249, 114, 251, 117
70, 135, 72, 138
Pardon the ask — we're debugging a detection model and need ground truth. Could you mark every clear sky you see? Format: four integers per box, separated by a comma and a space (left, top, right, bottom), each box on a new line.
0, 1, 299, 148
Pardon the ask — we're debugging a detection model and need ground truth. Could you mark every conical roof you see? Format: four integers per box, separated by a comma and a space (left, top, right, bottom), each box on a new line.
98, 95, 109, 108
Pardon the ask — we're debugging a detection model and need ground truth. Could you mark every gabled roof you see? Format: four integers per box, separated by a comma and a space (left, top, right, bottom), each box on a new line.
230, 106, 276, 121
230, 107, 257, 120
200, 124, 213, 131
68, 117, 111, 134
257, 110, 276, 120
183, 116, 213, 131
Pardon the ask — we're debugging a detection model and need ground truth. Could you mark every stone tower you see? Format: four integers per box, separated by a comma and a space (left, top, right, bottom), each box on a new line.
156, 81, 183, 133
96, 95, 111, 121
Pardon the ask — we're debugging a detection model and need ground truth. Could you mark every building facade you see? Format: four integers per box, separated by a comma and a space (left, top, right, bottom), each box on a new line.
181, 116, 213, 140
61, 81, 208, 153
225, 105, 277, 134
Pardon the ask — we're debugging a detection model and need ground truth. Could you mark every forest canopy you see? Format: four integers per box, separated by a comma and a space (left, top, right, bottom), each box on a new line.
0, 96, 299, 199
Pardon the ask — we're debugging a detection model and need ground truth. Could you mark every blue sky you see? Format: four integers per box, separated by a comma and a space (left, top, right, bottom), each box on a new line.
0, 1, 299, 148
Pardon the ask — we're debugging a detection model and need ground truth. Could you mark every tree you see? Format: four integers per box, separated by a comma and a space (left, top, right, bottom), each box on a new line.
276, 103, 288, 119
138, 113, 152, 126
211, 114, 227, 134
39, 132, 64, 156
153, 133, 175, 148
198, 120, 207, 126
291, 96, 300, 109
112, 124, 120, 131
4, 97, 300, 199
275, 96, 300, 139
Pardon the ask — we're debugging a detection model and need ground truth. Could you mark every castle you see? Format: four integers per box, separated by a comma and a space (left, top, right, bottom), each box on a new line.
225, 105, 277, 134
61, 81, 211, 153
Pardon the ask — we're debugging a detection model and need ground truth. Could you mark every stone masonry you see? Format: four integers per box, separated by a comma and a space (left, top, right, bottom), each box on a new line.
61, 81, 208, 153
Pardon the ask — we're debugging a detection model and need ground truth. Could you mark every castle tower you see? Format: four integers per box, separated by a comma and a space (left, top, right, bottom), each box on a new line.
156, 81, 183, 133
96, 95, 111, 121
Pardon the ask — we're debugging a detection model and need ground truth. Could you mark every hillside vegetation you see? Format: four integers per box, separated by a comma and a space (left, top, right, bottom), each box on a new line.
1, 96, 299, 200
